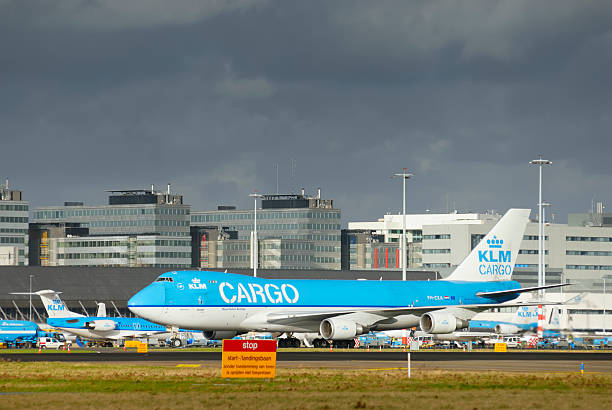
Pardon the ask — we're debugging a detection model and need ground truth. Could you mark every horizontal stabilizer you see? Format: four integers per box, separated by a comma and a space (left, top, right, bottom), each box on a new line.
476, 283, 570, 298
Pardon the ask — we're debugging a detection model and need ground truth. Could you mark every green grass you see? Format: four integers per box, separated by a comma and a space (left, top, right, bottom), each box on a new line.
0, 362, 610, 409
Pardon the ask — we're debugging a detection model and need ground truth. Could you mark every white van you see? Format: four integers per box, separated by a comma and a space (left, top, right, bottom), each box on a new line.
37, 337, 63, 350
503, 336, 520, 348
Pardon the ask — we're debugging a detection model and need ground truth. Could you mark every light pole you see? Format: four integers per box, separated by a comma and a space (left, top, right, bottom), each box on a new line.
249, 191, 264, 277
603, 275, 610, 335
530, 155, 552, 298
29, 275, 33, 321
541, 201, 551, 293
392, 169, 413, 281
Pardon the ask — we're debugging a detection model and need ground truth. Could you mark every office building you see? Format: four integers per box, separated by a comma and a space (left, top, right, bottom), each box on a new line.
191, 189, 341, 270
0, 179, 28, 266
348, 208, 612, 292
30, 186, 191, 268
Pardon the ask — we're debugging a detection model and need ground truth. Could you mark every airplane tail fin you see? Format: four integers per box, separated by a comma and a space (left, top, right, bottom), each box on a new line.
35, 290, 84, 318
513, 305, 538, 325
96, 303, 107, 317
445, 209, 530, 282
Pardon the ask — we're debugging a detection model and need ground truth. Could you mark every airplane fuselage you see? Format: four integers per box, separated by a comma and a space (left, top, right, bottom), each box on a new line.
47, 316, 169, 341
128, 271, 521, 332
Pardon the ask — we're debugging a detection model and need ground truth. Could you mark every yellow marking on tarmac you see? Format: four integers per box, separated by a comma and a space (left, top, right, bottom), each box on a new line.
176, 364, 201, 368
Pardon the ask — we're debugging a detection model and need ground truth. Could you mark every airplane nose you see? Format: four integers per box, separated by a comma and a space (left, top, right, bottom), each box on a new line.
128, 284, 165, 313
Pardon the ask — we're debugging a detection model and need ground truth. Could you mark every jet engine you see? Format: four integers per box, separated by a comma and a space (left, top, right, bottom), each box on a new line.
419, 312, 469, 334
203, 331, 238, 339
494, 324, 522, 335
85, 320, 116, 332
319, 318, 366, 340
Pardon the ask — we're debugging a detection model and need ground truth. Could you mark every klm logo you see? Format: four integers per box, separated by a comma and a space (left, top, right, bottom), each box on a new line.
48, 304, 65, 311
517, 309, 536, 318
188, 278, 207, 290
478, 236, 512, 276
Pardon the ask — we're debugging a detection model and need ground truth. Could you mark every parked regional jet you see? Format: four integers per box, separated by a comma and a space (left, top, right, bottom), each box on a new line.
12, 290, 188, 346
128, 209, 567, 347
382, 304, 558, 344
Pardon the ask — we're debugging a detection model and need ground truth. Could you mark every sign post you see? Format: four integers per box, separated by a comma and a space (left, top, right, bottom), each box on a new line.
494, 343, 507, 352
222, 339, 277, 379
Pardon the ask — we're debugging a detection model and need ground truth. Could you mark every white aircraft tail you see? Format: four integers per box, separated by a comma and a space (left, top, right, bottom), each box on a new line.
513, 305, 539, 325
96, 303, 107, 317
445, 208, 530, 282
36, 290, 84, 318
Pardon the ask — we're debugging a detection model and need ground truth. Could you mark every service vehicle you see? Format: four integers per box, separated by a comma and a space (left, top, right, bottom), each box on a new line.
0, 320, 67, 348
503, 336, 520, 348
37, 336, 63, 349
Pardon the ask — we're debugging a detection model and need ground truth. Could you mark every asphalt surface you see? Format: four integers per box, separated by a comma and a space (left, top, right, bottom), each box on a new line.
2, 351, 612, 363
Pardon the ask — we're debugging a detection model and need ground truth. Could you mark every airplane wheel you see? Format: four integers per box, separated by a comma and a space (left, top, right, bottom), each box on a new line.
292, 338, 301, 348
314, 339, 327, 348
171, 338, 182, 348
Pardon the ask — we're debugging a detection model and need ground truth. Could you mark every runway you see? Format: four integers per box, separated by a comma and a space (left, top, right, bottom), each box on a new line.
2, 351, 612, 363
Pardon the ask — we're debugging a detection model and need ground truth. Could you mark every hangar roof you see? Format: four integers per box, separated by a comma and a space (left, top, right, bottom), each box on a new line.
0, 266, 437, 303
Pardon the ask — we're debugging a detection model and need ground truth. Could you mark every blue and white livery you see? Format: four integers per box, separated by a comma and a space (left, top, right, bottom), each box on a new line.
128, 209, 566, 341
25, 290, 172, 343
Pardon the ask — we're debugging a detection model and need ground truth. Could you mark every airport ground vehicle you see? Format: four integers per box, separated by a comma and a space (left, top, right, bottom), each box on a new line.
165, 332, 211, 348
503, 336, 520, 348
0, 320, 67, 348
36, 336, 63, 349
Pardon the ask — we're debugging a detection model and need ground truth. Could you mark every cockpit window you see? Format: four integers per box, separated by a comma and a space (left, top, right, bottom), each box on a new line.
155, 277, 174, 282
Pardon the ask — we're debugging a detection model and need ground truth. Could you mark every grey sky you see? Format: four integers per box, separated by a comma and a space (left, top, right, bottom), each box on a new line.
1, 0, 611, 225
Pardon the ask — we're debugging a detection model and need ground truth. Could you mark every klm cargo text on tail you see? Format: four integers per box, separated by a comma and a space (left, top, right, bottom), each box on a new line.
478, 236, 512, 276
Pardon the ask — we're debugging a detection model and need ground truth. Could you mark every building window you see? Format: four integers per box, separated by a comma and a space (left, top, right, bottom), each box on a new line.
566, 250, 612, 256
423, 234, 450, 240
566, 236, 612, 242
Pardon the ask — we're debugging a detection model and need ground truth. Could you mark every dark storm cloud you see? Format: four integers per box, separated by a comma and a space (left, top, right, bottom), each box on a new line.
1, 0, 611, 223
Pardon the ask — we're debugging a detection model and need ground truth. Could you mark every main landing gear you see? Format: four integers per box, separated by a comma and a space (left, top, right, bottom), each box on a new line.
277, 338, 301, 348
312, 338, 356, 348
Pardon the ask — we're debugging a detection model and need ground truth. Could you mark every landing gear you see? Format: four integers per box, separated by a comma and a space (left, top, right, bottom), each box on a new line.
170, 338, 182, 348
277, 338, 301, 348
312, 338, 328, 348
332, 339, 356, 349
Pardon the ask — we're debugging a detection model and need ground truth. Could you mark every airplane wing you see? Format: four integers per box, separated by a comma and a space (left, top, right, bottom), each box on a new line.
259, 298, 563, 329
476, 283, 570, 298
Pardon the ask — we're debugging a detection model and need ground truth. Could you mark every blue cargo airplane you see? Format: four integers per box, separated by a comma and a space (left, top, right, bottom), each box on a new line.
128, 209, 567, 347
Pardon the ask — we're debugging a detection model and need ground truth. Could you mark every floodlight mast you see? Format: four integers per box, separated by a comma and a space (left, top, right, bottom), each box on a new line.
541, 201, 551, 291
249, 191, 265, 278
392, 169, 413, 281
529, 155, 552, 298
